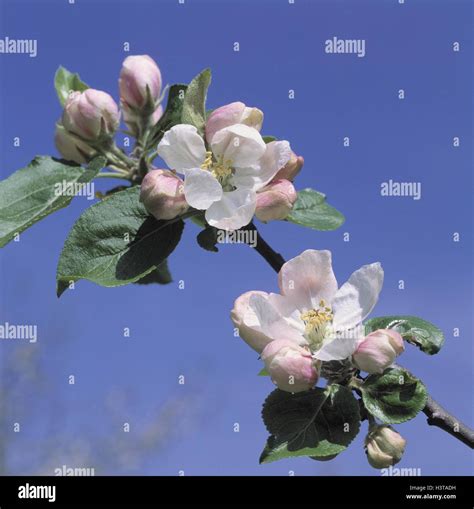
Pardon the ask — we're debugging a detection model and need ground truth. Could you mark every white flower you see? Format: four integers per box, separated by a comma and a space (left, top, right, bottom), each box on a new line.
157, 123, 291, 231
231, 249, 384, 362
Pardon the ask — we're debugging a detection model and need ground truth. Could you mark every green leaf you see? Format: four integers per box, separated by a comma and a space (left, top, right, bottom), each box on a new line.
286, 188, 345, 231
134, 260, 172, 285
54, 66, 89, 106
260, 385, 360, 464
0, 156, 104, 248
360, 366, 428, 424
262, 136, 277, 144
364, 316, 444, 355
258, 368, 269, 376
196, 226, 219, 252
56, 186, 184, 296
147, 83, 188, 149
181, 69, 211, 133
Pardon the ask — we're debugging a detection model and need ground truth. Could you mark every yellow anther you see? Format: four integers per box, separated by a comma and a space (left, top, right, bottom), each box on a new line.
200, 151, 214, 170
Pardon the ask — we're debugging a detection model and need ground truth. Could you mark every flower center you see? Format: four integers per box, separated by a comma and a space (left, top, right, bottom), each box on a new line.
201, 151, 234, 189
301, 300, 334, 351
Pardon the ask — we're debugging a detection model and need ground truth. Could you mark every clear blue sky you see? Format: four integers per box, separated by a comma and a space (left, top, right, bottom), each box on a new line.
0, 0, 472, 475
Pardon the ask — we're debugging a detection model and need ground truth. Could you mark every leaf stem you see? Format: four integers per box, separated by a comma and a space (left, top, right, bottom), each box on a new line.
244, 223, 474, 449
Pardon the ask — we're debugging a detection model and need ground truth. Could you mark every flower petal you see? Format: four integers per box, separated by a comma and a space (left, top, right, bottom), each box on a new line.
158, 124, 206, 171
313, 327, 363, 361
233, 141, 292, 191
205, 188, 256, 231
211, 124, 266, 168
278, 250, 338, 312
231, 290, 273, 353
248, 293, 307, 346
183, 168, 222, 210
332, 262, 384, 330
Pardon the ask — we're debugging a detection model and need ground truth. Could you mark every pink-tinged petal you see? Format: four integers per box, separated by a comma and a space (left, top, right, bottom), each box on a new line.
211, 124, 266, 168
230, 290, 273, 353
158, 124, 207, 171
332, 262, 384, 331
247, 293, 307, 346
205, 188, 256, 231
233, 140, 292, 191
278, 250, 338, 312
182, 168, 222, 210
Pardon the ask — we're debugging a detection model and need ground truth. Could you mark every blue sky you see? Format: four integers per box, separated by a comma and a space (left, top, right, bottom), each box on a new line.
0, 0, 472, 475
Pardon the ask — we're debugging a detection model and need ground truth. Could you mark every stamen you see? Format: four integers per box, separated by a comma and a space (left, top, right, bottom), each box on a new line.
301, 299, 334, 351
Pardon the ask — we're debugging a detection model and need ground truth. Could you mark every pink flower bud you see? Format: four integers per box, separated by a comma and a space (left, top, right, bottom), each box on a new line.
62, 89, 120, 141
352, 329, 404, 374
274, 152, 304, 181
119, 55, 162, 110
365, 425, 406, 469
231, 290, 273, 353
255, 179, 297, 223
205, 101, 263, 143
140, 169, 188, 220
54, 123, 96, 164
261, 339, 319, 393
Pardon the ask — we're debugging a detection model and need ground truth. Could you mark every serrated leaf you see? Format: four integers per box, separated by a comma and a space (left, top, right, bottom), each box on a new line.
286, 188, 345, 231
147, 83, 188, 149
360, 366, 428, 424
260, 385, 360, 464
55, 66, 89, 106
56, 186, 184, 296
135, 260, 172, 285
262, 136, 277, 144
181, 69, 211, 133
196, 226, 219, 252
0, 156, 104, 248
365, 316, 444, 355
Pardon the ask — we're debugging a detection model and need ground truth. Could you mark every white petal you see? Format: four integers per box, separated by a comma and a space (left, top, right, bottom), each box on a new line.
248, 293, 307, 346
314, 328, 362, 361
158, 124, 206, 171
233, 140, 292, 191
332, 262, 384, 330
231, 290, 273, 353
278, 250, 338, 312
267, 293, 306, 335
211, 124, 266, 168
183, 168, 222, 210
205, 188, 256, 231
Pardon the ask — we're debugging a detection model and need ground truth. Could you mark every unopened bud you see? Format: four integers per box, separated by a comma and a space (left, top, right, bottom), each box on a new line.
140, 169, 188, 220
255, 179, 297, 222
365, 425, 406, 469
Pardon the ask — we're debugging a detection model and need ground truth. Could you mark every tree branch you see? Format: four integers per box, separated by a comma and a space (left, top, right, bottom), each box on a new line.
245, 223, 474, 449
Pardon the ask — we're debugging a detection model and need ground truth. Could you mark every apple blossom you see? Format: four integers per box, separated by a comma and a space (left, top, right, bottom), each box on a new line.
140, 169, 188, 220
352, 329, 404, 374
119, 55, 162, 111
365, 425, 406, 469
261, 339, 319, 393
54, 123, 96, 164
157, 123, 292, 230
274, 151, 304, 181
205, 101, 263, 143
62, 89, 120, 141
255, 179, 297, 222
231, 249, 384, 362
